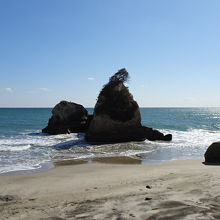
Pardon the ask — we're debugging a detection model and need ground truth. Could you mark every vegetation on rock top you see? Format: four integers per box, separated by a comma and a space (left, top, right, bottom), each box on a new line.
94, 68, 139, 122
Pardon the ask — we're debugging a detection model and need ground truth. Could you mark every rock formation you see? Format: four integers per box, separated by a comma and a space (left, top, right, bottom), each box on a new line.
42, 101, 89, 135
142, 126, 172, 141
204, 142, 220, 163
85, 69, 144, 142
85, 68, 172, 143
42, 69, 172, 142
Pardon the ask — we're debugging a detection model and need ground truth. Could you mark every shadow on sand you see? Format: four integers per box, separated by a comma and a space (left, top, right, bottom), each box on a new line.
202, 161, 220, 166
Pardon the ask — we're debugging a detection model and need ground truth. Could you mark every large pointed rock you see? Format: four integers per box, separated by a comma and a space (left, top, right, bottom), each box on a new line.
85, 69, 146, 142
42, 101, 89, 134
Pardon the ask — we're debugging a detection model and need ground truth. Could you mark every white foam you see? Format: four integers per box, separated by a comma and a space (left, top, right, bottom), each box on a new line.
0, 164, 41, 174
0, 130, 82, 173
0, 131, 79, 152
159, 128, 220, 148
0, 144, 32, 152
140, 128, 220, 162
1, 128, 220, 173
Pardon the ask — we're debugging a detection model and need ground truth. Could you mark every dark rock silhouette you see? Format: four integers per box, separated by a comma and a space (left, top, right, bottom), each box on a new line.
85, 68, 172, 143
42, 69, 172, 143
142, 126, 172, 141
204, 142, 220, 163
42, 101, 89, 135
85, 68, 143, 142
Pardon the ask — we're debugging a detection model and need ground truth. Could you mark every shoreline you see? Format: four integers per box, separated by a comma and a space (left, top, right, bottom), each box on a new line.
0, 155, 204, 176
1, 159, 220, 219
0, 156, 143, 176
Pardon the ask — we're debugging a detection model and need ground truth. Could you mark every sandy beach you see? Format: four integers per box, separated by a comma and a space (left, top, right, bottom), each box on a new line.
0, 158, 220, 220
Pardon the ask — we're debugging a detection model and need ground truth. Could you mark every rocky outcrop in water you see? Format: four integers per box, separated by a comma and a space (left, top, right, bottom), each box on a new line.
42, 69, 172, 142
85, 68, 172, 143
204, 142, 220, 163
142, 126, 172, 141
42, 101, 89, 134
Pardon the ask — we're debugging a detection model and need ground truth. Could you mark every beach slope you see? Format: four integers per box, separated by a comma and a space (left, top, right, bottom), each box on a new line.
0, 159, 219, 220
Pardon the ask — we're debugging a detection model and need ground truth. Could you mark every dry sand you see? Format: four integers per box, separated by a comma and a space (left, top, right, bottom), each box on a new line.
0, 158, 220, 220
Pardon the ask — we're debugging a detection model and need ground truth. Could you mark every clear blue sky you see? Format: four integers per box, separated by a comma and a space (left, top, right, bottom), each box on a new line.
1, 0, 220, 107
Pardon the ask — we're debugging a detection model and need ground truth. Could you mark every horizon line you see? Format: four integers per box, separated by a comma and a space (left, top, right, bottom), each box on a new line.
1, 106, 220, 109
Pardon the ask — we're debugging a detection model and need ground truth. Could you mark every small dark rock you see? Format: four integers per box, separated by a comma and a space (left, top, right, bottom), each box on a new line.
145, 197, 152, 201
142, 126, 172, 142
146, 185, 151, 189
152, 208, 160, 210
205, 142, 220, 163
164, 134, 172, 141
0, 195, 18, 202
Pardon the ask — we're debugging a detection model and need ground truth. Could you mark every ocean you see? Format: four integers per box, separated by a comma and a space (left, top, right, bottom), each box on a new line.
0, 107, 220, 174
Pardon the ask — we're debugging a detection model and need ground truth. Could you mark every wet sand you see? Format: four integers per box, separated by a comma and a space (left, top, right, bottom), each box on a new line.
54, 156, 141, 166
0, 159, 220, 220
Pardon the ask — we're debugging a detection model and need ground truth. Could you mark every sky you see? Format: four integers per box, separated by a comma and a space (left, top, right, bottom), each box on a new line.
1, 0, 220, 107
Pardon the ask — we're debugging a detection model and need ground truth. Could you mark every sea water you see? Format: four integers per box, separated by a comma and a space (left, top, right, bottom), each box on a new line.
0, 108, 220, 174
